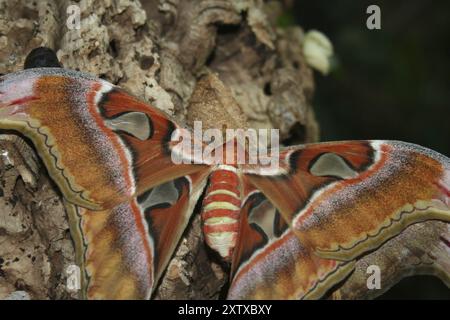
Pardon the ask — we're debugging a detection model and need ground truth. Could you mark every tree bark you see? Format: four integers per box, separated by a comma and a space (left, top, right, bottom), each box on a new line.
0, 0, 448, 299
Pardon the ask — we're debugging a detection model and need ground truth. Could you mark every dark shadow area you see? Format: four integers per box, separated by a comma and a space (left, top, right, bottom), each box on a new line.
377, 276, 450, 300
293, 0, 450, 155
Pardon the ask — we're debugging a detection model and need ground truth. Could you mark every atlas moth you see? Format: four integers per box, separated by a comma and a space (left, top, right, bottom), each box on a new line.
0, 48, 449, 300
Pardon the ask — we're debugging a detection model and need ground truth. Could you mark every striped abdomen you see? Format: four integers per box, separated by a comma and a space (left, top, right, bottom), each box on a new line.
201, 165, 241, 261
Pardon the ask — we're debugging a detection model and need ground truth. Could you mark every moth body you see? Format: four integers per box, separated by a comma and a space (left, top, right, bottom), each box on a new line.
201, 164, 241, 261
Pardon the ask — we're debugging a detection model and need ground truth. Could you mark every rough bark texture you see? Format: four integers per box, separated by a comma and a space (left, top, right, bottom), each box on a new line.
0, 0, 448, 299
334, 221, 450, 299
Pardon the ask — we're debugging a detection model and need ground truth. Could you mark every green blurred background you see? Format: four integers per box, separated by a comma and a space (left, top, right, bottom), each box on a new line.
290, 0, 450, 299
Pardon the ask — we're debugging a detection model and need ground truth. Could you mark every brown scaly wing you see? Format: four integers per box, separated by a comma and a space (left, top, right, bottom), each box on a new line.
0, 68, 213, 299
242, 140, 450, 261
228, 187, 354, 299
0, 68, 206, 210
67, 172, 209, 299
